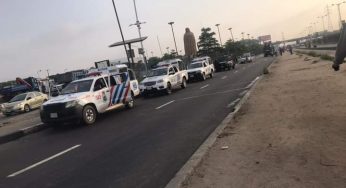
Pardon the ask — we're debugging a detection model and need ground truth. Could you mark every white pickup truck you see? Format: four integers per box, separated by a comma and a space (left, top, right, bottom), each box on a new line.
187, 60, 213, 81
40, 66, 134, 126
139, 65, 188, 96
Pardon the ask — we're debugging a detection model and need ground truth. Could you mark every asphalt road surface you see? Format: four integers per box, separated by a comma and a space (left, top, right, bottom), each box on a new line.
0, 56, 274, 188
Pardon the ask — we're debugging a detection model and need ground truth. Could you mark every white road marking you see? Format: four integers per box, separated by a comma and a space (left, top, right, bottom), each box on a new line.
179, 87, 248, 101
7, 145, 81, 178
239, 90, 248, 97
246, 76, 260, 89
227, 98, 241, 108
155, 100, 175, 110
221, 76, 227, 80
200, 84, 209, 89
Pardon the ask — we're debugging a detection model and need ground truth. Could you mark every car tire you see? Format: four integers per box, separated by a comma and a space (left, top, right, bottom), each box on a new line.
210, 71, 213, 78
125, 96, 134, 109
166, 82, 172, 95
24, 104, 30, 113
82, 105, 97, 125
201, 73, 206, 81
181, 77, 187, 89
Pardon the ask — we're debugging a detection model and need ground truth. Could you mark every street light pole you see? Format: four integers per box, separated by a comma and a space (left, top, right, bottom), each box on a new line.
241, 32, 245, 40
318, 15, 326, 32
130, 0, 148, 73
111, 0, 131, 66
215, 24, 223, 46
332, 1, 346, 29
247, 33, 250, 40
228, 28, 234, 42
168, 22, 178, 55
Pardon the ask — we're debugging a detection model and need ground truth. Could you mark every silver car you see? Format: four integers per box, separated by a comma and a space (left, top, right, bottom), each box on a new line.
1, 92, 48, 116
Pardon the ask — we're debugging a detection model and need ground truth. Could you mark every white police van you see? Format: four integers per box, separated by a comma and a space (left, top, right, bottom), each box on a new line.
40, 65, 135, 125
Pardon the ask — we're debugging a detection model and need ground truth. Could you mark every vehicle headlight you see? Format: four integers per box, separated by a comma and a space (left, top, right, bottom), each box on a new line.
65, 100, 78, 108
157, 80, 164, 83
15, 103, 23, 108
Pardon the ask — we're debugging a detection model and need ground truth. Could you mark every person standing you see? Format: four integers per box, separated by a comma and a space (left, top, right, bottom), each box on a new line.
333, 22, 346, 71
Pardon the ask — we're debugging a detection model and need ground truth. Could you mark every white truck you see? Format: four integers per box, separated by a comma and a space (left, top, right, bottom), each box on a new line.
139, 65, 188, 96
40, 65, 134, 125
187, 60, 214, 81
192, 56, 215, 73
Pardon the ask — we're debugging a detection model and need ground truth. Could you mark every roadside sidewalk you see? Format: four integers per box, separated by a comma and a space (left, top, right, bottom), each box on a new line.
0, 110, 45, 144
185, 54, 346, 188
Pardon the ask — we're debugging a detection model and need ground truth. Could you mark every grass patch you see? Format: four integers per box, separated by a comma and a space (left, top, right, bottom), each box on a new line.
320, 54, 334, 61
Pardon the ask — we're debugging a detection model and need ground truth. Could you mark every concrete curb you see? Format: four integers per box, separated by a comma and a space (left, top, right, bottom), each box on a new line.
165, 75, 264, 188
0, 123, 48, 145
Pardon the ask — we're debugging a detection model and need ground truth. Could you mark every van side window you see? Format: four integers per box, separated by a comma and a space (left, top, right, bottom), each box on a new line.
173, 66, 179, 72
94, 78, 107, 91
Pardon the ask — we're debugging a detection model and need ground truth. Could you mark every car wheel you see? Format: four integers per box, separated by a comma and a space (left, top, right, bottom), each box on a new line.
201, 73, 206, 81
181, 77, 187, 89
210, 71, 214, 78
24, 104, 30, 113
125, 95, 134, 109
82, 105, 97, 125
166, 82, 172, 95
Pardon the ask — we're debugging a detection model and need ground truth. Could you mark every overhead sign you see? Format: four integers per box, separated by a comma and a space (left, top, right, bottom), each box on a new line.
258, 35, 272, 42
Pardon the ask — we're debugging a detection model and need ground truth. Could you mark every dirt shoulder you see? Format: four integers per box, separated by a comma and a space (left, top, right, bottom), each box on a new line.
185, 54, 346, 188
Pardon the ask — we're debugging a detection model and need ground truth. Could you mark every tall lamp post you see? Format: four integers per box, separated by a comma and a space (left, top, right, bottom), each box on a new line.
241, 32, 245, 40
111, 0, 131, 66
247, 33, 250, 40
129, 0, 148, 73
215, 24, 223, 46
317, 15, 327, 32
332, 1, 346, 29
228, 28, 234, 42
168, 22, 178, 55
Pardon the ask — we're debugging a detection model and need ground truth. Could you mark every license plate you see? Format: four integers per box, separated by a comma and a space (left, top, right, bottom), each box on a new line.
50, 113, 58, 118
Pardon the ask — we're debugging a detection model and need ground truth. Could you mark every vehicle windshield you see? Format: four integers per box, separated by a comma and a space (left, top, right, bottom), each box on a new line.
188, 63, 203, 69
9, 93, 27, 103
61, 80, 93, 95
147, 68, 168, 77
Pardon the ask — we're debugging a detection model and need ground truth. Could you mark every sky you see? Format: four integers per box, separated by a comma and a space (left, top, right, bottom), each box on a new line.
0, 0, 344, 82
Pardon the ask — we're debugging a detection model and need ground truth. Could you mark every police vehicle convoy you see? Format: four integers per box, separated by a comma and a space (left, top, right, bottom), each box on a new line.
139, 59, 188, 96
187, 60, 214, 81
40, 64, 136, 125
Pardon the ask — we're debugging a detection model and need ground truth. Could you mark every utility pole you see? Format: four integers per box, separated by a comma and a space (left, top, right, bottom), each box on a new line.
130, 0, 148, 73
157, 36, 163, 57
241, 32, 245, 40
326, 5, 334, 31
168, 22, 178, 55
215, 24, 223, 46
111, 0, 131, 67
247, 33, 250, 40
228, 28, 234, 42
318, 15, 326, 32
46, 69, 51, 98
332, 1, 346, 29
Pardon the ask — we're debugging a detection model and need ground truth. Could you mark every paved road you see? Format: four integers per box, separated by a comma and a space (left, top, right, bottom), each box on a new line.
0, 57, 274, 188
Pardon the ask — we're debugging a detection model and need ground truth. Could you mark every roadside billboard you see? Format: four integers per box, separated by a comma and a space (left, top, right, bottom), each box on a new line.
258, 35, 272, 42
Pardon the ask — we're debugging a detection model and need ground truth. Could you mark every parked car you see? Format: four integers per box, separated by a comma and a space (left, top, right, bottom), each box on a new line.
40, 65, 134, 126
187, 60, 213, 81
214, 56, 236, 71
2, 92, 48, 116
239, 53, 254, 64
192, 56, 215, 73
139, 65, 188, 96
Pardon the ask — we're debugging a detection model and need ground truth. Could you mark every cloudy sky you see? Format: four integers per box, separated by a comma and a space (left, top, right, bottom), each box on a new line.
0, 0, 344, 82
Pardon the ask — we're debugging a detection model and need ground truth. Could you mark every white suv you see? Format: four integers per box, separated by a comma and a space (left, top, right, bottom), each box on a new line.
187, 60, 213, 81
140, 65, 188, 96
